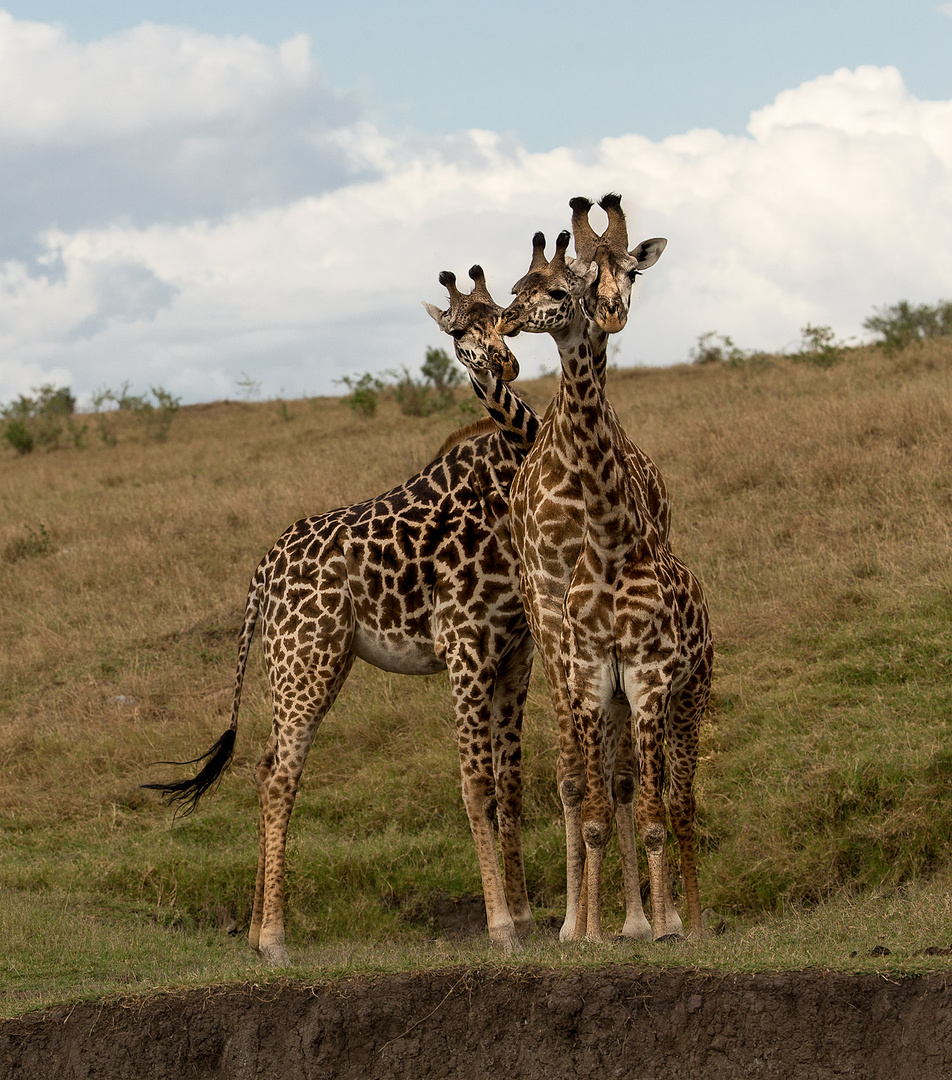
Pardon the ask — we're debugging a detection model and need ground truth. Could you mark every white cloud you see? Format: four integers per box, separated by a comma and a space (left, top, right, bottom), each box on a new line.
0, 14, 314, 142
0, 17, 950, 405
0, 13, 369, 261
938, 4, 952, 17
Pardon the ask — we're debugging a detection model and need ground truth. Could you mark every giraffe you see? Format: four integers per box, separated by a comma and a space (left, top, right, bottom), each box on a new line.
423, 264, 539, 455
443, 263, 663, 941
499, 195, 712, 941
144, 271, 539, 965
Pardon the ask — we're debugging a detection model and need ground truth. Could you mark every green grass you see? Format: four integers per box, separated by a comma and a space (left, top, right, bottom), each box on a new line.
2, 341, 952, 1017
6, 880, 952, 1018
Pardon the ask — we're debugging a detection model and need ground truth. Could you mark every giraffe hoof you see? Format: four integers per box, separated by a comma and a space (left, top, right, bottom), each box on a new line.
653, 932, 683, 944
258, 942, 291, 967
620, 918, 652, 942
489, 924, 522, 956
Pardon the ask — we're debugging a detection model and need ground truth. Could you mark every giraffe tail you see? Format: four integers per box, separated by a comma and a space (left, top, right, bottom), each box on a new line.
142, 569, 262, 816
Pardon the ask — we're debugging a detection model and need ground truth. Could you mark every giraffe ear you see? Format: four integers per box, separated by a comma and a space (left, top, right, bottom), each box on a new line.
568, 259, 599, 292
422, 301, 450, 329
629, 238, 667, 271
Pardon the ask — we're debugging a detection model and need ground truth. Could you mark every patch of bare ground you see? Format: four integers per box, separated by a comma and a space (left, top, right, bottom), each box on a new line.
4, 967, 952, 1080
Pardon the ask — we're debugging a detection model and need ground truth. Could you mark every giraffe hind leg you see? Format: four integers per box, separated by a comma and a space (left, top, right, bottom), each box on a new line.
447, 643, 523, 955
249, 730, 277, 953
666, 648, 712, 940
627, 673, 682, 940
613, 710, 651, 940
490, 631, 534, 942
254, 648, 356, 966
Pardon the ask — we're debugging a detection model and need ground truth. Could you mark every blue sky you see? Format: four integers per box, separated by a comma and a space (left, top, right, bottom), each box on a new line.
0, 3, 950, 403
7, 0, 951, 146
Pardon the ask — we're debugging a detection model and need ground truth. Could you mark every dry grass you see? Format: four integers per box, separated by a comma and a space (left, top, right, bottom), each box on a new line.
2, 340, 951, 1014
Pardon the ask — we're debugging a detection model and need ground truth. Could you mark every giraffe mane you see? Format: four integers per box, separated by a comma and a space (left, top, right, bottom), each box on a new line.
433, 416, 499, 460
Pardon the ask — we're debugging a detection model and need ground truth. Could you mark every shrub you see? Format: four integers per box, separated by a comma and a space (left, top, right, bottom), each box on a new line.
1, 384, 79, 453
91, 384, 180, 443
338, 348, 462, 419
3, 417, 34, 455
147, 387, 181, 441
795, 324, 845, 367
863, 299, 952, 354
690, 332, 746, 366
336, 373, 385, 417
391, 367, 436, 417
391, 347, 461, 417
420, 347, 463, 394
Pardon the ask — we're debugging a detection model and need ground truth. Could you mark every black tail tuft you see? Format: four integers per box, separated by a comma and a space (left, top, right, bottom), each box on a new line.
141, 728, 237, 817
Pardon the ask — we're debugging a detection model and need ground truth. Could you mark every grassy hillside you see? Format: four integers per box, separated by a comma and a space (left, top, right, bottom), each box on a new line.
2, 339, 951, 1013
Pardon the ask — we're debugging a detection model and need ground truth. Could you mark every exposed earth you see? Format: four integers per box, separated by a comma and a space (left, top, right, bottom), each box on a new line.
4, 966, 952, 1080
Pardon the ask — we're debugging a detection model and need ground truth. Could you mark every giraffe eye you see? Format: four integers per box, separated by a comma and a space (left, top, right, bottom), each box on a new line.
450, 329, 465, 340
549, 289, 567, 301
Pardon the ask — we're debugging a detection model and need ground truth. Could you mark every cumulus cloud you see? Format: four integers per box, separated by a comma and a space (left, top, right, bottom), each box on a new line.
0, 13, 369, 256
0, 16, 950, 406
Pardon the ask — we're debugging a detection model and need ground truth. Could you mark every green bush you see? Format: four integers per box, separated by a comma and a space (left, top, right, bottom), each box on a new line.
864, 299, 952, 354
338, 348, 463, 419
3, 416, 34, 455
91, 384, 181, 444
391, 347, 461, 417
1, 384, 81, 453
690, 331, 747, 366
336, 372, 385, 417
420, 346, 463, 394
795, 324, 845, 367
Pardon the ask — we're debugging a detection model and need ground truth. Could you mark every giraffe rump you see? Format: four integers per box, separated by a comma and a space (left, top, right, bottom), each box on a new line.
141, 727, 237, 816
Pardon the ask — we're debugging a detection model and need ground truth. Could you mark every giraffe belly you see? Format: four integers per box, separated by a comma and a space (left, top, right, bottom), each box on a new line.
351, 626, 445, 676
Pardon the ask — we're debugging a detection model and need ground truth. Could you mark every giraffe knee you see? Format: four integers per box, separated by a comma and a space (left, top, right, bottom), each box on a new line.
461, 775, 496, 823
559, 777, 584, 809
582, 820, 611, 849
613, 773, 636, 805
642, 822, 666, 855
255, 748, 275, 789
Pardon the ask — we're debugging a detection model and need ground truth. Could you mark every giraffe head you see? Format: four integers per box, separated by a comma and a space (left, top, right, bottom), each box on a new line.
569, 193, 667, 335
496, 230, 596, 337
424, 265, 520, 381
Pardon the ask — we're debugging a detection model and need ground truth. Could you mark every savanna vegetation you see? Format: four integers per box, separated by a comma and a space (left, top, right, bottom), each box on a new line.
2, 322, 951, 1018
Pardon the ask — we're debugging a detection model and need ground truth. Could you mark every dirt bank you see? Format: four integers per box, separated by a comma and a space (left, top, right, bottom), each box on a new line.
3, 967, 952, 1079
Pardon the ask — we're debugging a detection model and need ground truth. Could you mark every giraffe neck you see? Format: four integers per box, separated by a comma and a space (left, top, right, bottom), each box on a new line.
551, 313, 645, 548
465, 370, 539, 454
549, 311, 608, 390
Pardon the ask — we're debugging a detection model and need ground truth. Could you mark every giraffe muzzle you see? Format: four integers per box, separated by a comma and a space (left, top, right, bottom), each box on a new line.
493, 351, 520, 382
496, 309, 525, 337
596, 302, 628, 335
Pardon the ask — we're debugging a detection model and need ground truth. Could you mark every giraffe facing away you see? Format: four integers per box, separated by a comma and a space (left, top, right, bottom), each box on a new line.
145, 270, 538, 965
499, 194, 712, 941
